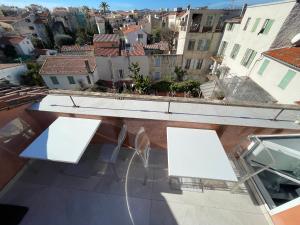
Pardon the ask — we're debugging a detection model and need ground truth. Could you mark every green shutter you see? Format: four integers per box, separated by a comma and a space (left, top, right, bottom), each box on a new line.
263, 19, 274, 34
278, 70, 296, 89
257, 59, 270, 75
251, 18, 261, 32
246, 51, 257, 68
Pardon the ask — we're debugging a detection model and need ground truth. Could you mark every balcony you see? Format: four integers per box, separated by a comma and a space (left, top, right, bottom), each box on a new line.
1, 91, 300, 225
1, 146, 271, 225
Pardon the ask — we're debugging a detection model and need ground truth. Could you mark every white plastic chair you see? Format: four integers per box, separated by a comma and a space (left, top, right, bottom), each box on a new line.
98, 124, 127, 180
134, 127, 151, 185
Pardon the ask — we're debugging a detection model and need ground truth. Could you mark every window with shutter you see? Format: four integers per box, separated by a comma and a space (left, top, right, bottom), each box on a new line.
230, 44, 240, 59
251, 18, 261, 32
278, 70, 296, 89
257, 59, 270, 75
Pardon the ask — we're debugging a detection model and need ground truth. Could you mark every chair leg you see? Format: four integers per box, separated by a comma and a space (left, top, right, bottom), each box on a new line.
143, 167, 148, 185
110, 163, 120, 182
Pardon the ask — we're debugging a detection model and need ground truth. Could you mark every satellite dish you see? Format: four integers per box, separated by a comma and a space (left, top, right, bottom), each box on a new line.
291, 33, 300, 46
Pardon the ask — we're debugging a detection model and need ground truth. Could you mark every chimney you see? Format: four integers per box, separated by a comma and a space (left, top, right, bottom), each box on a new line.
84, 60, 92, 74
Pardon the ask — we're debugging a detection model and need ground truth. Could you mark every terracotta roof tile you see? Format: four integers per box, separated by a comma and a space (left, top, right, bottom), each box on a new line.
264, 47, 300, 68
0, 85, 47, 111
40, 56, 96, 75
0, 63, 23, 70
121, 43, 145, 56
144, 41, 169, 51
93, 34, 120, 43
0, 36, 25, 45
61, 45, 94, 52
94, 47, 120, 56
121, 25, 143, 34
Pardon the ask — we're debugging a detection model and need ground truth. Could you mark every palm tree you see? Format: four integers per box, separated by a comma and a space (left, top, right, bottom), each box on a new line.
100, 2, 109, 14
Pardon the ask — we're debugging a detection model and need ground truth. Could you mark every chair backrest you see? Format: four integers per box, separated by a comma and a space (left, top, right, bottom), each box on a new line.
111, 124, 127, 161
134, 127, 151, 168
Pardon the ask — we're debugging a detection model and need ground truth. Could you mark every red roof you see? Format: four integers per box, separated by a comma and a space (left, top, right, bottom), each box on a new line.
61, 45, 94, 52
93, 34, 120, 43
121, 43, 145, 56
0, 63, 23, 70
264, 47, 300, 68
121, 25, 143, 35
94, 47, 119, 56
0, 36, 25, 45
40, 56, 96, 75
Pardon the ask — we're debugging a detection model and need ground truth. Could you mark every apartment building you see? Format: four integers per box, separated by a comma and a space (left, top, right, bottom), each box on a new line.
248, 47, 300, 104
176, 8, 239, 80
11, 13, 50, 46
121, 25, 148, 46
215, 0, 298, 78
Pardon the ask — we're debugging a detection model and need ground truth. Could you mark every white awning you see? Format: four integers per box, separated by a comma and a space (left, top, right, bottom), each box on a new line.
20, 117, 101, 164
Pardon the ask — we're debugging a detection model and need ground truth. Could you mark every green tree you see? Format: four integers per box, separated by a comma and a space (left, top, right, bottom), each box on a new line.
129, 63, 151, 94
21, 63, 44, 86
99, 2, 109, 14
75, 28, 88, 45
161, 27, 177, 53
45, 24, 54, 48
174, 66, 187, 82
3, 45, 17, 58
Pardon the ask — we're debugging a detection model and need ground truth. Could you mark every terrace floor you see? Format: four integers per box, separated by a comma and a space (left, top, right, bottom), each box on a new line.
0, 146, 273, 225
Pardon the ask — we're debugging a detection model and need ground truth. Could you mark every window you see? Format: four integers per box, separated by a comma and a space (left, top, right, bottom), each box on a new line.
251, 18, 261, 32
67, 76, 75, 84
218, 41, 228, 56
257, 59, 270, 75
205, 15, 214, 26
241, 48, 257, 68
230, 44, 240, 59
86, 76, 91, 84
278, 70, 296, 90
215, 16, 224, 31
227, 23, 235, 31
137, 33, 143, 42
197, 39, 210, 51
259, 19, 274, 34
154, 57, 161, 67
50, 76, 59, 85
28, 26, 35, 30
154, 71, 160, 80
119, 69, 124, 78
187, 40, 195, 51
243, 17, 251, 31
185, 59, 191, 69
196, 59, 203, 70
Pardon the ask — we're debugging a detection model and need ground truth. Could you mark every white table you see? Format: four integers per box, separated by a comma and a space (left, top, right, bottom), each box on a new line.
167, 127, 237, 184
20, 117, 101, 163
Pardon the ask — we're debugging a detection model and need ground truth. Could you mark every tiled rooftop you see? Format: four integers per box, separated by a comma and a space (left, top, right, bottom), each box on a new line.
93, 34, 120, 43
61, 45, 94, 53
39, 56, 96, 75
122, 25, 143, 34
94, 47, 120, 57
0, 147, 272, 225
0, 63, 23, 70
264, 47, 300, 68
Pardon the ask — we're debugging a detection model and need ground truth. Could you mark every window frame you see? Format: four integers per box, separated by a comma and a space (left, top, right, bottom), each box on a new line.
67, 76, 75, 84
260, 19, 274, 34
278, 70, 296, 90
154, 57, 161, 67
243, 17, 251, 31
241, 48, 257, 68
196, 59, 203, 70
230, 44, 241, 59
251, 18, 261, 32
257, 59, 270, 76
185, 59, 191, 69
187, 39, 196, 51
218, 41, 228, 56
50, 76, 59, 85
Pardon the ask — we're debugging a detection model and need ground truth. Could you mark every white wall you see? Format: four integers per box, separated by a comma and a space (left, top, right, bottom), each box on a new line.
42, 73, 96, 90
220, 0, 296, 77
125, 30, 147, 45
16, 37, 35, 55
96, 55, 149, 81
0, 64, 27, 84
249, 56, 300, 104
